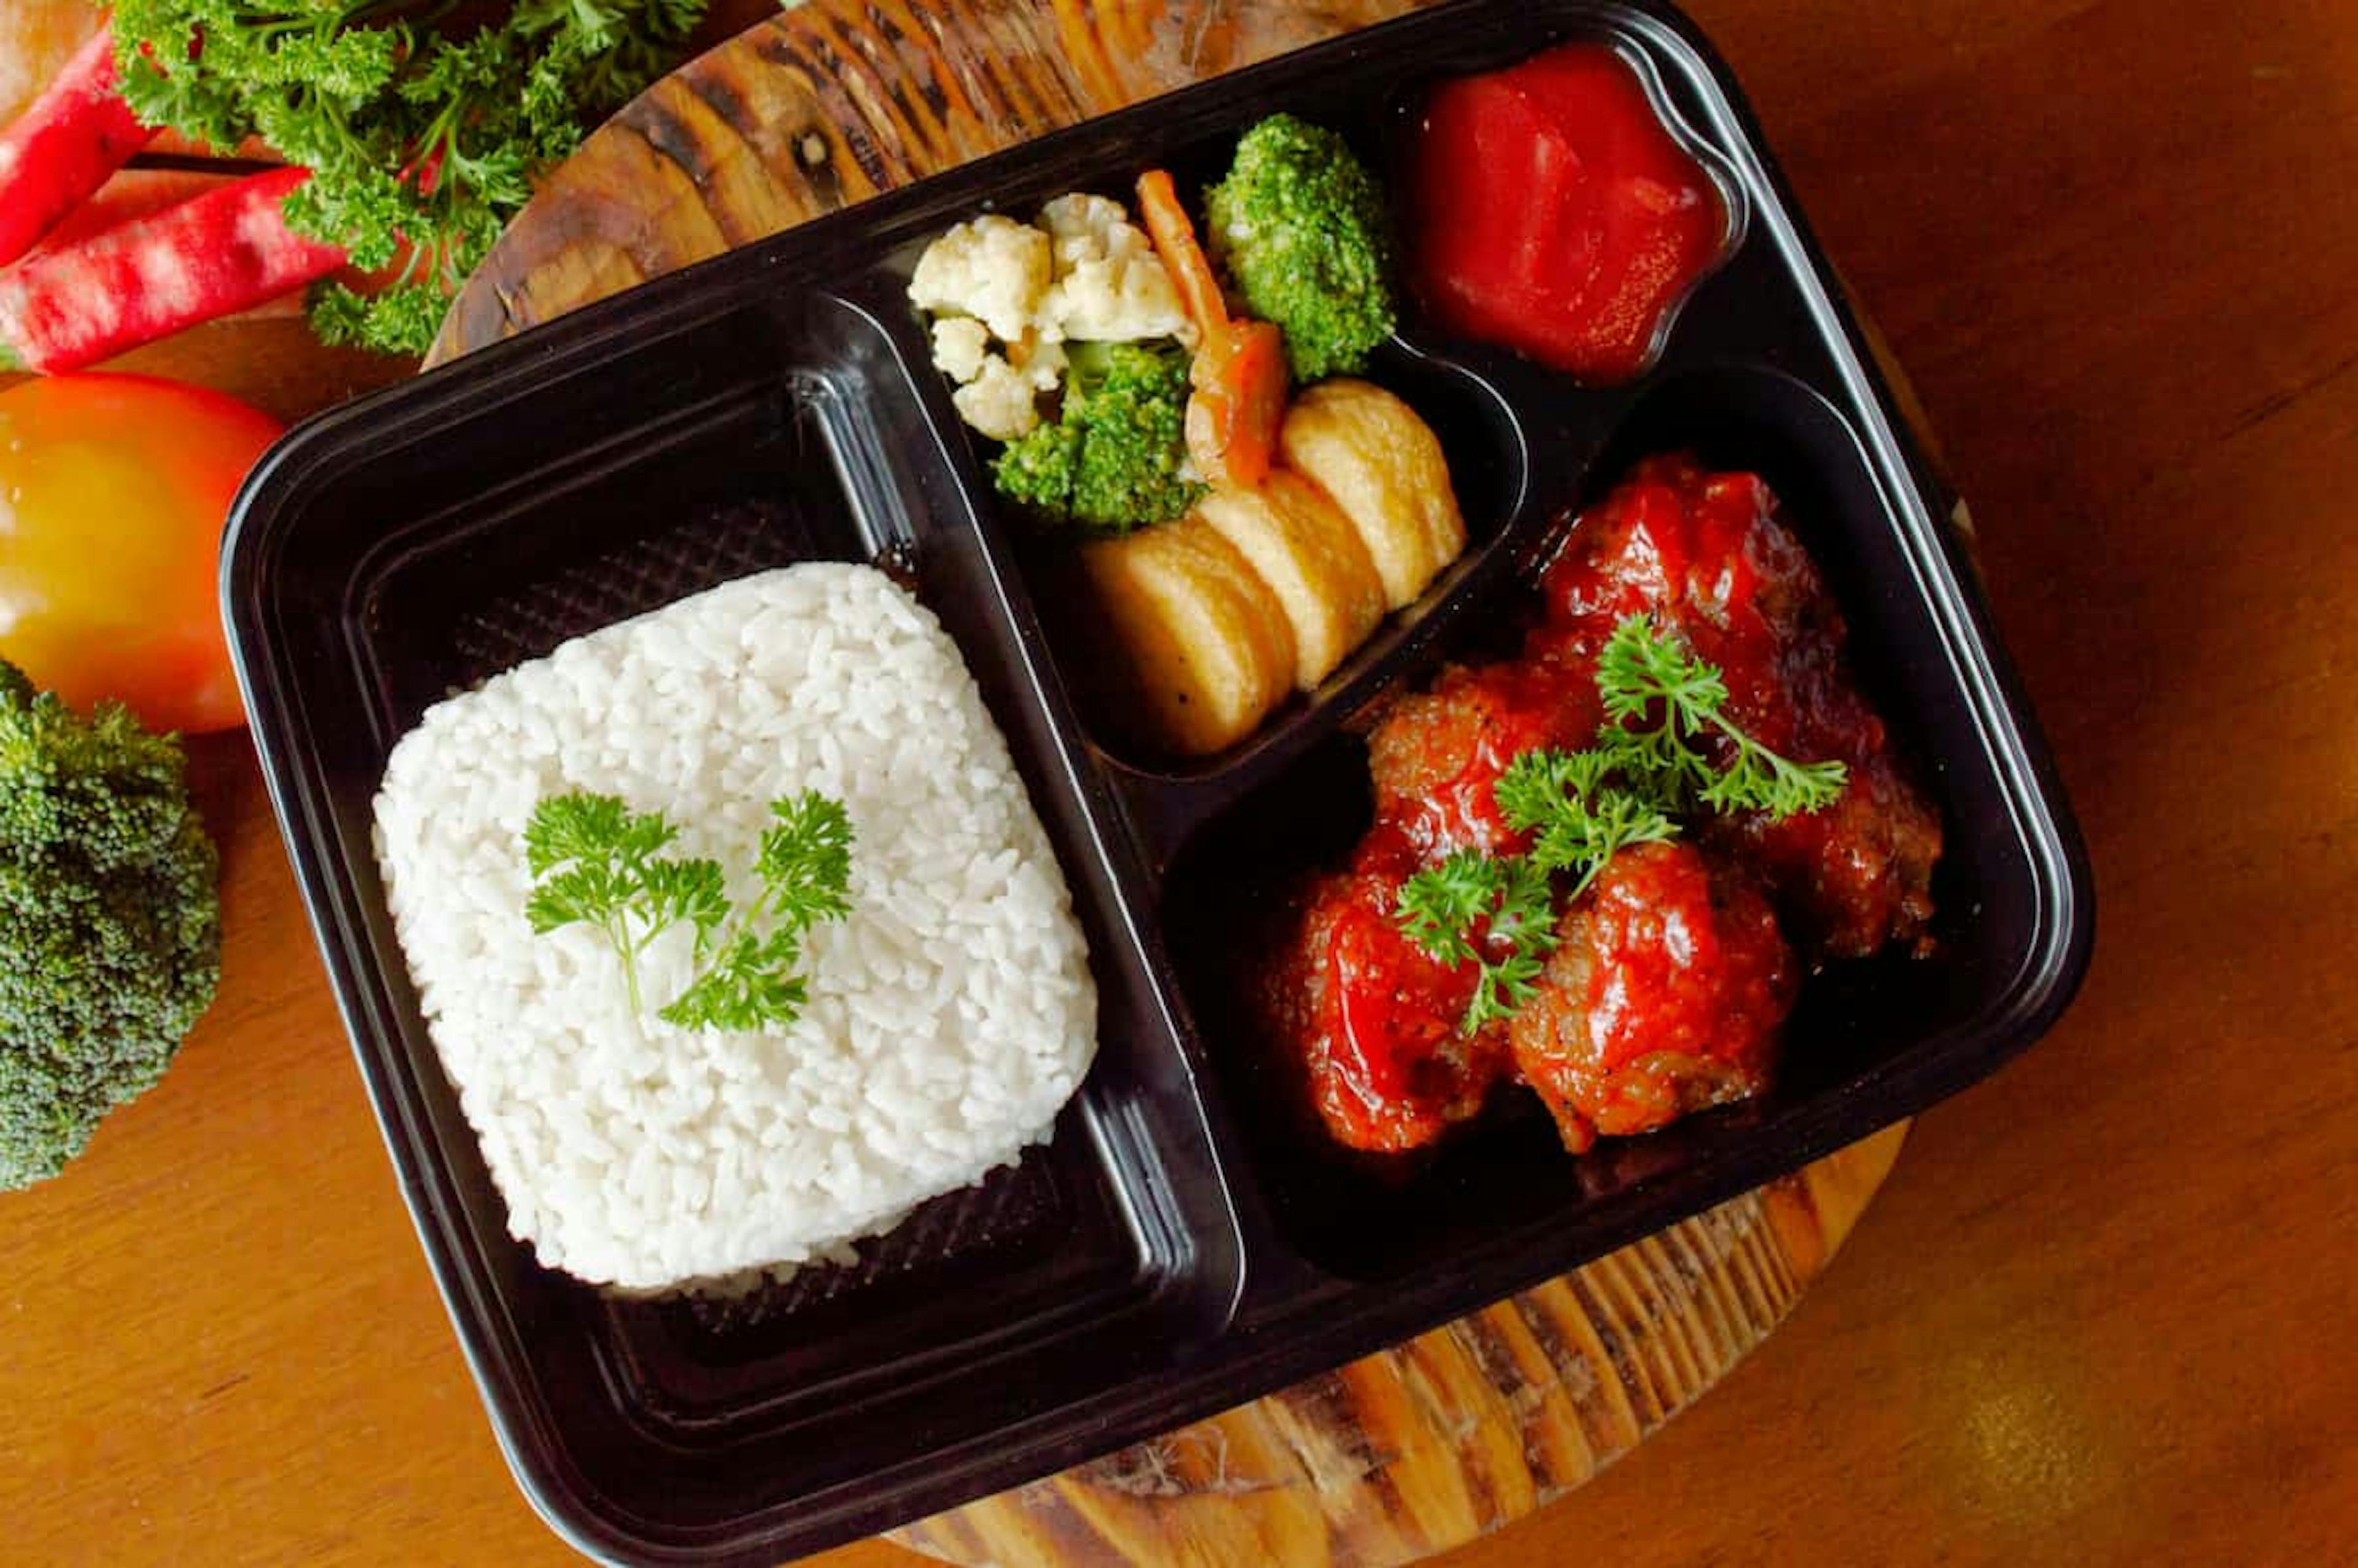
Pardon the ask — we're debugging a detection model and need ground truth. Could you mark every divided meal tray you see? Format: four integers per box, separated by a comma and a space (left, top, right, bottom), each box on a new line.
221, 2, 2094, 1562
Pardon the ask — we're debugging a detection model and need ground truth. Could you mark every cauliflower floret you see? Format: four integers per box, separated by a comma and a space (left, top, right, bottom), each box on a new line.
930, 316, 992, 383
1036, 193, 1196, 347
950, 355, 1041, 442
1038, 193, 1138, 251
908, 215, 1052, 343
1008, 332, 1067, 392
914, 195, 1202, 443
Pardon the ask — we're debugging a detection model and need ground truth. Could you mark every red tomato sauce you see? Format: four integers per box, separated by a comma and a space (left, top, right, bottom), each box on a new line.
1541, 456, 1942, 959
1508, 841, 1794, 1151
1403, 43, 1729, 382
1264, 456, 1940, 1155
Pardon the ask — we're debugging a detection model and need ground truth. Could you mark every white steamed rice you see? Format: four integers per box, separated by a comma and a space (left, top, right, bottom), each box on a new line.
370, 564, 1097, 1290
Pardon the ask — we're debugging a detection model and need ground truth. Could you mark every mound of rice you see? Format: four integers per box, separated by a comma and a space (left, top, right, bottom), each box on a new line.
371, 564, 1097, 1290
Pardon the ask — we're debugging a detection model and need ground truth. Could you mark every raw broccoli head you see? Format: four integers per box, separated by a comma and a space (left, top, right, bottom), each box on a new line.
1205, 114, 1398, 381
0, 664, 220, 1190
992, 340, 1202, 533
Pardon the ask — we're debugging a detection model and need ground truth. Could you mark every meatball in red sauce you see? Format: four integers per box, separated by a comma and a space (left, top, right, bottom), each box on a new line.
1262, 455, 1941, 1157
1267, 856, 1506, 1154
1539, 455, 1940, 958
1509, 842, 1795, 1152
1366, 655, 1602, 861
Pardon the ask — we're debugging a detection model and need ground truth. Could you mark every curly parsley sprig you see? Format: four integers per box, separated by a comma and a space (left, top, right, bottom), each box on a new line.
1492, 746, 1680, 893
523, 788, 853, 1032
1595, 615, 1848, 818
112, 0, 709, 355
1395, 850, 1561, 1031
1392, 613, 1845, 1034
1396, 750, 1675, 1034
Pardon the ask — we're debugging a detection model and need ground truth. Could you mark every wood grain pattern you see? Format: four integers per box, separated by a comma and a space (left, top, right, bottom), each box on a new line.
427, 0, 1422, 365
4, 1, 2351, 1566
430, 6, 1910, 1564
887, 1128, 1902, 1568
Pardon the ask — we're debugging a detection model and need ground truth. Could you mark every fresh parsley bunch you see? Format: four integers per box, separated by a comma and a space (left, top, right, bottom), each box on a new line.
523, 788, 854, 1033
112, 0, 709, 355
1393, 615, 1846, 1033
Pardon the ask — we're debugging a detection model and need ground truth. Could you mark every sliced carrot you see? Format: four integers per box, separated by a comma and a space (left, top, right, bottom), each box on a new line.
1136, 167, 1228, 335
1137, 169, 1286, 484
1186, 317, 1288, 487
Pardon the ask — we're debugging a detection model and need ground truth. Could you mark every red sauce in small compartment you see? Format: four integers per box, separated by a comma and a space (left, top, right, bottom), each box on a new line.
1404, 43, 1730, 382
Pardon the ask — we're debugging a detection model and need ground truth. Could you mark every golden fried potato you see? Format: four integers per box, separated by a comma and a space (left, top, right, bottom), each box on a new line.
1078, 517, 1295, 756
1277, 379, 1468, 609
1192, 470, 1387, 689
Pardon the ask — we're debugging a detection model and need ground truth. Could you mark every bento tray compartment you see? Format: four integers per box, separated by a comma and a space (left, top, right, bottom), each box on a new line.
1157, 363, 2056, 1283
225, 287, 1248, 1543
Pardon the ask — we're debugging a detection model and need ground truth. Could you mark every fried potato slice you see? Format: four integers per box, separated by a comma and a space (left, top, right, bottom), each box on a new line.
1193, 470, 1387, 689
1277, 379, 1468, 608
1079, 516, 1295, 756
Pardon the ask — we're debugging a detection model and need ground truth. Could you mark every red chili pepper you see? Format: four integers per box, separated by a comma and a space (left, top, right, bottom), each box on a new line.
0, 24, 157, 270
23, 169, 313, 322
0, 165, 347, 373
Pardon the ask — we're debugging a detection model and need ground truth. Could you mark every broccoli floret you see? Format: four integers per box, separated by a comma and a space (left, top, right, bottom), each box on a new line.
1205, 114, 1398, 381
992, 421, 1085, 519
991, 340, 1201, 533
0, 664, 220, 1190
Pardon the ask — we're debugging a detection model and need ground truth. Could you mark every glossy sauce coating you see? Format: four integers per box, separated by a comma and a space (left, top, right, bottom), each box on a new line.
1266, 456, 1940, 1154
1542, 456, 1942, 959
1509, 840, 1794, 1151
1404, 44, 1727, 382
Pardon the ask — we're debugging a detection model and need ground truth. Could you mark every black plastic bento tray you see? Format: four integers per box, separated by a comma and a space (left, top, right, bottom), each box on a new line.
222, 2, 2093, 1562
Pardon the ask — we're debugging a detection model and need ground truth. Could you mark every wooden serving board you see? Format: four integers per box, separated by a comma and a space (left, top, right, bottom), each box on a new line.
431, 4, 1910, 1562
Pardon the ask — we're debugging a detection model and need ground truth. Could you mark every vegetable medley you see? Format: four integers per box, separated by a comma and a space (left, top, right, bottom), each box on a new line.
908, 114, 1458, 761
909, 114, 1404, 535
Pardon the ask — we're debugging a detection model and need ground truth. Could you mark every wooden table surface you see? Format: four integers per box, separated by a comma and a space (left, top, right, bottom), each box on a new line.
4, 1, 2353, 1564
